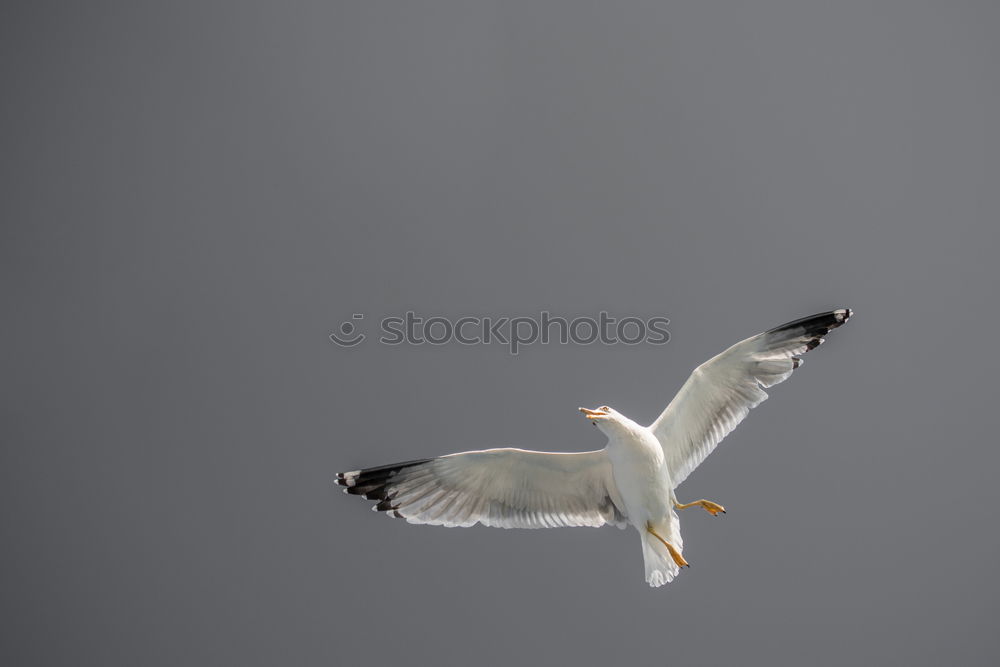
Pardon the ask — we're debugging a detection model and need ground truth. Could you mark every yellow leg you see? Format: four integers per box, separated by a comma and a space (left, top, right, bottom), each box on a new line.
674, 499, 726, 516
646, 524, 689, 568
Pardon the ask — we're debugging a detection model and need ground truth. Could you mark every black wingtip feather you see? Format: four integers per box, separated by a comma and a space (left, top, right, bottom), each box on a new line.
337, 458, 435, 515
351, 459, 431, 482
344, 484, 390, 500
766, 308, 852, 337
806, 338, 823, 350
335, 458, 432, 485
375, 499, 399, 512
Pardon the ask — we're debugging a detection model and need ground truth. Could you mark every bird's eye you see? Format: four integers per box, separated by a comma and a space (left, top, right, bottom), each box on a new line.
601, 406, 610, 412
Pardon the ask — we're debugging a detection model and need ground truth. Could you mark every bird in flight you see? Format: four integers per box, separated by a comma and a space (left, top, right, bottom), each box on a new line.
337, 309, 852, 587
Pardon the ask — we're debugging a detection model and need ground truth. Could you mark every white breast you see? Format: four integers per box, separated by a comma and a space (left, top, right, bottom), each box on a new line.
605, 427, 673, 527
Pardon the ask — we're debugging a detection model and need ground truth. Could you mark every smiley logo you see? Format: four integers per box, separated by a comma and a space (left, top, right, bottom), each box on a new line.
329, 314, 366, 347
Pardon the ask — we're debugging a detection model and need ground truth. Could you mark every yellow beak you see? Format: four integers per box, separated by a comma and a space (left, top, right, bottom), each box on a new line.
578, 407, 609, 419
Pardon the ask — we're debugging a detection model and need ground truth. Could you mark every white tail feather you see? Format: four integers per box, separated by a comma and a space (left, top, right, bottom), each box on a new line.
641, 531, 681, 587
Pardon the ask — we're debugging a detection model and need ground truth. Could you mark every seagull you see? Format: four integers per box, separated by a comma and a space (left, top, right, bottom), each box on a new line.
337, 309, 852, 587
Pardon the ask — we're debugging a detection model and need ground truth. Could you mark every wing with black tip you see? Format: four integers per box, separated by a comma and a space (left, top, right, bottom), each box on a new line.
650, 309, 852, 487
337, 447, 628, 529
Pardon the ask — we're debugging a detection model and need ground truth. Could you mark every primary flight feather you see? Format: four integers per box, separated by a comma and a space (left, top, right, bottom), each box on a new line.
337, 309, 852, 587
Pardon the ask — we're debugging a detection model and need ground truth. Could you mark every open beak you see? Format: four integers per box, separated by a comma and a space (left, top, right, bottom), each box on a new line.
578, 407, 609, 420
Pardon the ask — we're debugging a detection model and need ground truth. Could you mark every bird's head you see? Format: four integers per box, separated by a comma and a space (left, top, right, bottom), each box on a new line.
578, 405, 631, 434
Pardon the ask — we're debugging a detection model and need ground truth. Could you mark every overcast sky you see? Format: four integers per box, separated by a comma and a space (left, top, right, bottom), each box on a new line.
3, 2, 999, 666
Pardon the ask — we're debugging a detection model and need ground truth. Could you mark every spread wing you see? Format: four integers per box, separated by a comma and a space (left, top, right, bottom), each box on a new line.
650, 308, 852, 487
337, 448, 627, 529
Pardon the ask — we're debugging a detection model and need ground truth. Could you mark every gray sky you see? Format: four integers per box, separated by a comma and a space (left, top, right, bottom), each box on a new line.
3, 2, 999, 666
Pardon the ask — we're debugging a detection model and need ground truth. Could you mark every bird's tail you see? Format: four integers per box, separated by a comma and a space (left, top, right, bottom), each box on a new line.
641, 526, 683, 588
